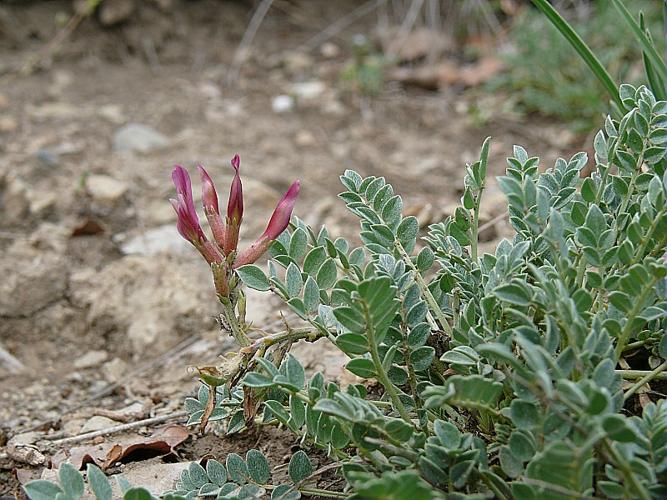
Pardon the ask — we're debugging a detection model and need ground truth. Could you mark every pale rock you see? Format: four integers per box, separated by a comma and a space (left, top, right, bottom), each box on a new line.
294, 130, 316, 147
283, 51, 313, 73
321, 99, 346, 115
119, 225, 190, 256
29, 190, 57, 215
0, 241, 68, 317
0, 116, 17, 133
272, 95, 294, 113
113, 123, 170, 154
27, 102, 78, 120
102, 358, 129, 383
0, 92, 8, 108
290, 81, 326, 101
243, 287, 279, 325
290, 338, 347, 381
198, 81, 222, 99
99, 0, 135, 26
74, 350, 109, 369
320, 42, 340, 58
70, 254, 216, 352
98, 104, 125, 124
0, 174, 30, 222
81, 416, 116, 433
7, 431, 41, 447
86, 174, 129, 203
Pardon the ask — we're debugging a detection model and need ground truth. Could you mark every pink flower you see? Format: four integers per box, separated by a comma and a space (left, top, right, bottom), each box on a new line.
170, 156, 300, 294
224, 154, 243, 254
171, 165, 223, 266
171, 165, 206, 244
234, 180, 300, 268
198, 164, 226, 250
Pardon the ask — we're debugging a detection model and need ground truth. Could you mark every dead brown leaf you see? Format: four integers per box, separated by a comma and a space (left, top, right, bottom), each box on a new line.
55, 424, 189, 470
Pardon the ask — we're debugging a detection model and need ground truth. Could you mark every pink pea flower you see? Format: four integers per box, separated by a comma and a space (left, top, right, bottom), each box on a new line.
197, 164, 226, 250
224, 154, 243, 255
233, 180, 300, 268
170, 165, 223, 266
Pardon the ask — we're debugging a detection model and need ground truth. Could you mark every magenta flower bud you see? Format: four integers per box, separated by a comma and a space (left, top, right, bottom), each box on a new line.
224, 154, 244, 254
198, 164, 219, 215
233, 180, 300, 268
171, 166, 205, 244
264, 180, 300, 240
171, 165, 223, 265
198, 164, 226, 250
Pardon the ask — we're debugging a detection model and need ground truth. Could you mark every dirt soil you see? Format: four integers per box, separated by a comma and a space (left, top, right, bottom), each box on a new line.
0, 1, 578, 497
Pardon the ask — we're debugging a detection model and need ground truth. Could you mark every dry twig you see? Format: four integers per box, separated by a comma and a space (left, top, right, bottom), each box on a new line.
50, 411, 188, 446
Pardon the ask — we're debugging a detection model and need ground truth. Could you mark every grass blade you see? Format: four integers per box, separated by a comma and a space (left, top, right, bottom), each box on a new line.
530, 0, 622, 110
611, 0, 667, 84
639, 12, 666, 101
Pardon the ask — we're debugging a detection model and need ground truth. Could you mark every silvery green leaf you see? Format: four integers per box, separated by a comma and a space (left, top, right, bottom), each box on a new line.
122, 488, 152, 500
285, 263, 303, 298
58, 463, 84, 499
235, 265, 270, 291
245, 450, 271, 484
285, 354, 305, 390
288, 451, 313, 484
316, 259, 337, 288
226, 453, 249, 484
206, 460, 227, 487
23, 480, 63, 500
188, 462, 208, 488
87, 464, 113, 500
302, 276, 320, 313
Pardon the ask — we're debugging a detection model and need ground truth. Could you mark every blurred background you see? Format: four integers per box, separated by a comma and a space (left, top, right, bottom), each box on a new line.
0, 0, 661, 494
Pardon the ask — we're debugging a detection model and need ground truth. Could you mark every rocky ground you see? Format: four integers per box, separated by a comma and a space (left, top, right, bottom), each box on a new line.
0, 0, 580, 496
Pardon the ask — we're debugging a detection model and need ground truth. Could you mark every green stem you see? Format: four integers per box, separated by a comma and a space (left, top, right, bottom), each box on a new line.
616, 368, 667, 380
614, 275, 658, 359
299, 487, 347, 498
603, 440, 651, 500
363, 303, 412, 424
396, 241, 452, 336
574, 252, 587, 289
470, 188, 484, 263
623, 361, 667, 400
621, 339, 649, 352
221, 300, 251, 347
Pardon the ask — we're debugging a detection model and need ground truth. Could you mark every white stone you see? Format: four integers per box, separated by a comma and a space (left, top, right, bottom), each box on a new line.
290, 81, 326, 101
74, 350, 109, 369
113, 123, 170, 154
272, 95, 294, 113
86, 174, 128, 202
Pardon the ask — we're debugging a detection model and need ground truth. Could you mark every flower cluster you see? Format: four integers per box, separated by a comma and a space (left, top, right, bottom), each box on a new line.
171, 155, 300, 297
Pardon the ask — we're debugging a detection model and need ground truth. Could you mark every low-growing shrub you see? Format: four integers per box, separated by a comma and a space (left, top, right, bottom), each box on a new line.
26, 83, 667, 499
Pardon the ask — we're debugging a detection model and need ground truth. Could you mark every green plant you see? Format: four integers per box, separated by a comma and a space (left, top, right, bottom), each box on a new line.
24, 449, 319, 500
493, 0, 663, 132
26, 84, 667, 498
